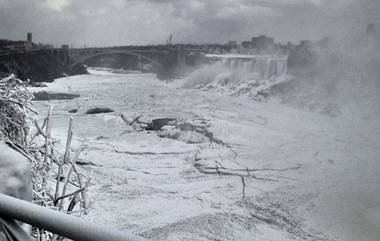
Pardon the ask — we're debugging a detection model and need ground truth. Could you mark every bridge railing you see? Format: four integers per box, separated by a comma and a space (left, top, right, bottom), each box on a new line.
0, 194, 148, 241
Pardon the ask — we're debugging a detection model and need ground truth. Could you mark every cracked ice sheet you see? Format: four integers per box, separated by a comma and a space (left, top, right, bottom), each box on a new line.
30, 70, 380, 241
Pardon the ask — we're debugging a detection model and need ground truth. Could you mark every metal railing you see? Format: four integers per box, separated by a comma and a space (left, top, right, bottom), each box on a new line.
0, 194, 148, 241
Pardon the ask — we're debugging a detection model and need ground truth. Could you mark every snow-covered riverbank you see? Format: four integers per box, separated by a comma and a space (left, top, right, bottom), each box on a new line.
31, 69, 380, 241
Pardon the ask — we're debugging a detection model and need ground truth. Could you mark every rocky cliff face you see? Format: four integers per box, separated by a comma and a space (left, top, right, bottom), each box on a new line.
0, 50, 87, 83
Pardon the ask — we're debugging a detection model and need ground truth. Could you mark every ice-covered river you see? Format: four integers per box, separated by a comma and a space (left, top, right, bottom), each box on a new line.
31, 68, 380, 241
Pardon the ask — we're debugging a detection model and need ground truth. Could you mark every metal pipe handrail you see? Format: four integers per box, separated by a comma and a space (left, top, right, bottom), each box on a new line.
0, 194, 148, 241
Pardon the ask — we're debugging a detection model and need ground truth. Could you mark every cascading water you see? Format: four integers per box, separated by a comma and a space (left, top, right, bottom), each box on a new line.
182, 54, 289, 100
227, 55, 288, 80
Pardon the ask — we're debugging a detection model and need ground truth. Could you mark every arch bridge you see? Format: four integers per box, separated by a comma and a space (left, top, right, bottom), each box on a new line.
67, 47, 185, 78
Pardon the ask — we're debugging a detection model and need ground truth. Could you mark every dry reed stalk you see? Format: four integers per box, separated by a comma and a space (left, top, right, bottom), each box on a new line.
44, 106, 54, 165
54, 117, 73, 201
58, 148, 83, 211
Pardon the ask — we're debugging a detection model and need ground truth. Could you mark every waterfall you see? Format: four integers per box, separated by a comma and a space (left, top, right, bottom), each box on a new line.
182, 54, 289, 100
226, 55, 287, 80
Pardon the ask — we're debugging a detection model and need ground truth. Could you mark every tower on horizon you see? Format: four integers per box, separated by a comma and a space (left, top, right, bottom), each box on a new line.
25, 32, 33, 50
27, 32, 32, 42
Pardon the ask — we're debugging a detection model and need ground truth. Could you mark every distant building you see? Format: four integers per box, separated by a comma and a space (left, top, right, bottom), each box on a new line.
299, 40, 313, 48
238, 35, 276, 54
241, 41, 252, 49
227, 41, 237, 48
61, 44, 69, 49
251, 36, 274, 50
0, 39, 26, 51
288, 40, 317, 69
366, 23, 376, 35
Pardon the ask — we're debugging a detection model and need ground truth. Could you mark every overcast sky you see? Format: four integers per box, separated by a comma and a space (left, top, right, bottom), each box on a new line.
0, 0, 379, 47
